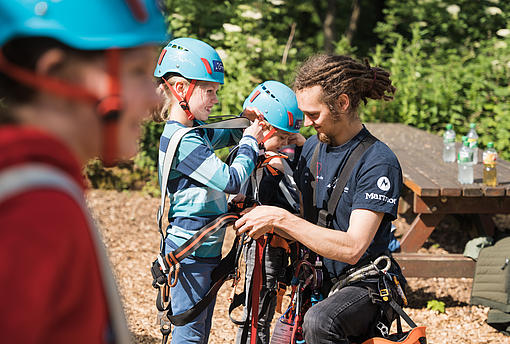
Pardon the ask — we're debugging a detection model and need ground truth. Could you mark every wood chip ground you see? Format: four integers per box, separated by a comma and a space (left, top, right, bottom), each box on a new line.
86, 190, 509, 343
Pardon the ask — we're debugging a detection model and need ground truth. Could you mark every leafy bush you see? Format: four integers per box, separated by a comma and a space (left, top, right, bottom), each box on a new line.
86, 0, 510, 188
364, 2, 510, 158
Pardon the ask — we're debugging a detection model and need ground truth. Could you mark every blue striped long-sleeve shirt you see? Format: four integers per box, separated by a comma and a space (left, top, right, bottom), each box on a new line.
158, 120, 259, 257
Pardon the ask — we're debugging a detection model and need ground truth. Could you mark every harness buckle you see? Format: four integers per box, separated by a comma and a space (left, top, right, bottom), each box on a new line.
317, 209, 332, 227
179, 100, 190, 111
379, 288, 390, 302
157, 310, 172, 344
376, 321, 389, 338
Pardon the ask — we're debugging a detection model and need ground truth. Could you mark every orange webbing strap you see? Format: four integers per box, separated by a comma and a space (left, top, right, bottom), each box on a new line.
250, 236, 268, 344
0, 51, 98, 104
269, 235, 291, 253
269, 235, 291, 313
261, 127, 277, 144
361, 326, 427, 344
162, 213, 241, 287
275, 282, 287, 314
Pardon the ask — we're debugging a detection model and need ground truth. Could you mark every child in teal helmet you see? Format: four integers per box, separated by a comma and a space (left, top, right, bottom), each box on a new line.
232, 81, 306, 344
153, 37, 264, 344
0, 0, 168, 342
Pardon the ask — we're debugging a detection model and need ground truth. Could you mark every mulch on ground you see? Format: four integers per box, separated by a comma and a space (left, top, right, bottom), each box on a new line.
86, 189, 509, 343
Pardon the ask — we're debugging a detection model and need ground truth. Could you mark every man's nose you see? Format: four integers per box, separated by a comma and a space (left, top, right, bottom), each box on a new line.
303, 115, 313, 127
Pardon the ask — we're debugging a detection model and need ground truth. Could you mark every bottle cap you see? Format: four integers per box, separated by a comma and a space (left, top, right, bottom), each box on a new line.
487, 142, 494, 148
470, 123, 476, 129
462, 136, 467, 142
446, 124, 453, 130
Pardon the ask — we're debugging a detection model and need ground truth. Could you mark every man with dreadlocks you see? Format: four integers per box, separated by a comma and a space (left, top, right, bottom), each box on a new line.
235, 54, 407, 344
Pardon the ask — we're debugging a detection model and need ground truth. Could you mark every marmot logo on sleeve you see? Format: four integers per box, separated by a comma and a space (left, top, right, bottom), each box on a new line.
365, 192, 397, 204
377, 176, 391, 191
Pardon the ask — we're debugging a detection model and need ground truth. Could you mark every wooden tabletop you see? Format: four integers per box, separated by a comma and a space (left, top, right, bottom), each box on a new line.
365, 123, 510, 198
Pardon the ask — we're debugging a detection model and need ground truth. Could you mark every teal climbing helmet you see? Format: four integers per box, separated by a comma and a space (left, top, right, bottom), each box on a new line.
0, 0, 169, 49
154, 37, 224, 84
243, 80, 303, 133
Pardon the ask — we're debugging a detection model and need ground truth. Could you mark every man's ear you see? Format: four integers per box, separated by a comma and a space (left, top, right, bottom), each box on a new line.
337, 93, 350, 112
35, 48, 66, 76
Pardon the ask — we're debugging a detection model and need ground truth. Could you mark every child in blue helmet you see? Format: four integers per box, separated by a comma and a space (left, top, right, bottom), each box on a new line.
0, 0, 168, 342
153, 37, 264, 344
232, 81, 305, 344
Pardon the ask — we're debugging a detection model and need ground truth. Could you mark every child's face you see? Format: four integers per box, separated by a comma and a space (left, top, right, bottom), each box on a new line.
264, 128, 291, 152
188, 81, 220, 121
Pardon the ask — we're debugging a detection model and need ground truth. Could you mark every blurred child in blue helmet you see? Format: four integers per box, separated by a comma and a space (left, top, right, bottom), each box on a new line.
233, 81, 305, 344
153, 37, 264, 343
0, 0, 168, 343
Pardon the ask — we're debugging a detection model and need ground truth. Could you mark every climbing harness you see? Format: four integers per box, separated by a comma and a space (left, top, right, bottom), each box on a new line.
226, 148, 300, 344
269, 245, 324, 344
283, 130, 427, 344
152, 117, 254, 344
309, 132, 378, 227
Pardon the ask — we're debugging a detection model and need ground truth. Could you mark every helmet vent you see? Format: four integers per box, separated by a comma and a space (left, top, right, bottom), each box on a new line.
170, 44, 189, 51
261, 85, 280, 102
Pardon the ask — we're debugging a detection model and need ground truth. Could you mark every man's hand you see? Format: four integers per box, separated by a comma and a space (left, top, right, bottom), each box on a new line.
234, 205, 289, 239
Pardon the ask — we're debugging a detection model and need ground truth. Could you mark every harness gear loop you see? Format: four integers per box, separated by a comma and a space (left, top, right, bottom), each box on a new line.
329, 255, 392, 297
162, 77, 197, 120
167, 262, 180, 288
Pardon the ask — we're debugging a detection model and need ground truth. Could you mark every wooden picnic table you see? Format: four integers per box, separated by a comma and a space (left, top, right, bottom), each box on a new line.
366, 123, 510, 278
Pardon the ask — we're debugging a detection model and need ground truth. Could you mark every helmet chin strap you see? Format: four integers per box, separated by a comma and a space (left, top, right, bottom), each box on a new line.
97, 49, 122, 167
162, 77, 197, 121
261, 127, 277, 144
0, 48, 123, 167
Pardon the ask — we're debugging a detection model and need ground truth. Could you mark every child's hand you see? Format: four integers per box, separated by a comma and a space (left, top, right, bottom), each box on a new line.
288, 133, 306, 147
243, 118, 264, 143
231, 194, 246, 203
242, 107, 264, 122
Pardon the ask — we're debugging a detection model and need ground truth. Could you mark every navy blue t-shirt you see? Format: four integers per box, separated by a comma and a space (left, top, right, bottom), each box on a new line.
295, 126, 403, 278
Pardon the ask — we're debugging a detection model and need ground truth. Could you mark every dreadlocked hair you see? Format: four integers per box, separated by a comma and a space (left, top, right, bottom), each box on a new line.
294, 54, 396, 115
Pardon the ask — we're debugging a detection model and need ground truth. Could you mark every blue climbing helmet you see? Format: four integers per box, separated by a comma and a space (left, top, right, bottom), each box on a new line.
0, 0, 169, 166
243, 80, 303, 133
0, 0, 168, 49
154, 37, 224, 84
154, 37, 224, 120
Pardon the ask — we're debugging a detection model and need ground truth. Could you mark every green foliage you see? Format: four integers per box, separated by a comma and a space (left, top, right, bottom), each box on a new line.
426, 299, 446, 314
85, 158, 160, 196
87, 0, 510, 189
364, 1, 510, 158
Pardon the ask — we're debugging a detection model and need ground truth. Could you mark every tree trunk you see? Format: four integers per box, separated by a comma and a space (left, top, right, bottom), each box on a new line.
345, 0, 361, 44
323, 0, 337, 53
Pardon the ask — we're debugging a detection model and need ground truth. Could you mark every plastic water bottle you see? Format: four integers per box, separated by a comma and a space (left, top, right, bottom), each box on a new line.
458, 139, 474, 184
442, 124, 456, 162
467, 123, 479, 164
483, 142, 498, 187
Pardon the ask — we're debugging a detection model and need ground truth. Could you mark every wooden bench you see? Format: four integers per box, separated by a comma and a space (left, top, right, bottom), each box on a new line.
366, 123, 510, 278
